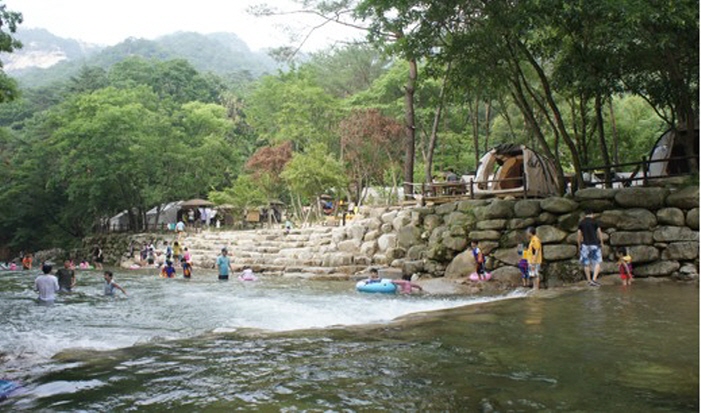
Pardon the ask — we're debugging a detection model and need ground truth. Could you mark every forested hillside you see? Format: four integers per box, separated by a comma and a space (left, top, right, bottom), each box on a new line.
0, 0, 697, 254
5, 30, 278, 88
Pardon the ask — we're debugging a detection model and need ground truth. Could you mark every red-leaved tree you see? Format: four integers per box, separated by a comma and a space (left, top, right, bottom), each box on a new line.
339, 109, 404, 204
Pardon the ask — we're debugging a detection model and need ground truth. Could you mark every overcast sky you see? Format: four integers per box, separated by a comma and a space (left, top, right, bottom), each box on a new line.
5, 0, 363, 51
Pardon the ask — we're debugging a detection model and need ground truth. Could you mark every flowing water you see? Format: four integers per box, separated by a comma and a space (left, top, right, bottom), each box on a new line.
0, 269, 697, 412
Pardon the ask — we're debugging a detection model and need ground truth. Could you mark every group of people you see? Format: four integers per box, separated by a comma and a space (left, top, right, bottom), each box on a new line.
471, 210, 633, 290
34, 261, 127, 303
364, 268, 424, 294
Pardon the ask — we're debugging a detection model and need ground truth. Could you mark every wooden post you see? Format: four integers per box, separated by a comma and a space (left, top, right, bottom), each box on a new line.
642, 156, 648, 186
470, 178, 475, 199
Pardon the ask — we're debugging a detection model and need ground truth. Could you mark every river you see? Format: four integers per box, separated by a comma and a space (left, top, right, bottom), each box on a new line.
0, 269, 697, 412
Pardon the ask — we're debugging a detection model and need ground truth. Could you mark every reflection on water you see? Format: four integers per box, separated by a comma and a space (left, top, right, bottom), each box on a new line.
0, 270, 697, 412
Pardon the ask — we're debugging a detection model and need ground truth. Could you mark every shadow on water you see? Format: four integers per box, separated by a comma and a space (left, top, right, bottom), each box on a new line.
0, 269, 698, 412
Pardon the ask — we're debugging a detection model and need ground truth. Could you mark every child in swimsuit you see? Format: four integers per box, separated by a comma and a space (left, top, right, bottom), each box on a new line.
616, 247, 633, 286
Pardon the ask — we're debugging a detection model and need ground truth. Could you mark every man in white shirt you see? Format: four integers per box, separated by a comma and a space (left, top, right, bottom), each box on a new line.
35, 264, 59, 302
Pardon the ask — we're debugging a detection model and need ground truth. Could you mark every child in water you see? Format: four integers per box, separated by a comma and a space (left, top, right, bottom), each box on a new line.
239, 266, 257, 281
616, 247, 633, 286
366, 268, 381, 284
469, 240, 487, 280
517, 243, 530, 287
161, 261, 176, 278
181, 258, 192, 279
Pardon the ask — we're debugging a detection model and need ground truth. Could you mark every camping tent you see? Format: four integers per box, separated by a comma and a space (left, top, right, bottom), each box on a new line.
646, 127, 699, 178
146, 201, 183, 228
473, 144, 560, 197
108, 210, 131, 231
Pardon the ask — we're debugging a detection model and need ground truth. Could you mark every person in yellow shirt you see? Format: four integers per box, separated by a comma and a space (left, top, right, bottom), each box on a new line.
526, 227, 543, 290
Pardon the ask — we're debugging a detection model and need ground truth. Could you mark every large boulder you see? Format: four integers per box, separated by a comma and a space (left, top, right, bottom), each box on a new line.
366, 218, 383, 231
322, 253, 354, 267
423, 214, 443, 232
615, 187, 669, 209
381, 210, 398, 224
653, 226, 699, 242
507, 218, 536, 230
349, 224, 367, 240
476, 219, 507, 231
444, 249, 477, 278
475, 199, 515, 220
443, 235, 468, 252
609, 231, 654, 246
544, 244, 577, 261
501, 230, 528, 248
392, 213, 412, 232
537, 212, 558, 225
540, 197, 578, 214
578, 199, 616, 213
397, 225, 422, 249
402, 260, 425, 276
558, 212, 584, 232
406, 245, 427, 260
480, 241, 500, 255
468, 230, 502, 241
661, 242, 699, 261
435, 202, 457, 215
620, 209, 659, 230
666, 186, 699, 209
656, 208, 686, 226
444, 211, 470, 227
626, 245, 660, 263
377, 233, 398, 252
490, 266, 523, 286
364, 230, 380, 242
635, 261, 680, 277
514, 199, 541, 218
492, 248, 521, 266
536, 225, 568, 243
574, 188, 617, 200
337, 239, 361, 253
360, 241, 378, 257
686, 208, 699, 230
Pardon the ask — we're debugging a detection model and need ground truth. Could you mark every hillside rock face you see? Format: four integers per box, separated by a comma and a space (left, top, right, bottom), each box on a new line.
95, 186, 699, 286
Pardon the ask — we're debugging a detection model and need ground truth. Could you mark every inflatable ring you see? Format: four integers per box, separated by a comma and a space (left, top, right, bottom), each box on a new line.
356, 279, 397, 294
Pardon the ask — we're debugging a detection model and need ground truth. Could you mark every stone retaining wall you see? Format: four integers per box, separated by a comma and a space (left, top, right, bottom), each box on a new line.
331, 186, 699, 287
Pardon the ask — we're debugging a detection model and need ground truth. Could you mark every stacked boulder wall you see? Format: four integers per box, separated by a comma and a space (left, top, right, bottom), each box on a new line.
94, 187, 698, 286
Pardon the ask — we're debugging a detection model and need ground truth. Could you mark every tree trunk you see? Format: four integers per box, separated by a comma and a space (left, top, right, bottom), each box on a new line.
607, 97, 620, 166
425, 63, 450, 183
579, 95, 589, 166
403, 58, 418, 199
471, 97, 481, 170
484, 100, 492, 154
517, 40, 584, 190
595, 94, 612, 187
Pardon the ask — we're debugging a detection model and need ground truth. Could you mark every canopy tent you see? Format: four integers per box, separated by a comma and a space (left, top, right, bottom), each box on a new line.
180, 198, 215, 209
646, 127, 699, 178
473, 144, 560, 197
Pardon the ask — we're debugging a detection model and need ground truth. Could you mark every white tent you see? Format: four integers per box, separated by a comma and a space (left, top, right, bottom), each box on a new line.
473, 144, 560, 197
108, 210, 130, 231
146, 201, 183, 227
646, 127, 698, 178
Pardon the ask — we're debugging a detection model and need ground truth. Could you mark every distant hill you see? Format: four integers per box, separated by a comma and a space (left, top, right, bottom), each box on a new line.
2, 29, 280, 88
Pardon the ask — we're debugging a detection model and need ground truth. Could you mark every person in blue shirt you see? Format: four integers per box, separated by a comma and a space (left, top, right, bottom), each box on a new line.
216, 248, 233, 280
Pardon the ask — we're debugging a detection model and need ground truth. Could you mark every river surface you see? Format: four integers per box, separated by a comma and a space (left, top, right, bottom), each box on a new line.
0, 269, 697, 412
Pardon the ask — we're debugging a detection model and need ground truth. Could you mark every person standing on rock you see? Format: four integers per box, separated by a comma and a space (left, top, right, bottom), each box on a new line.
216, 248, 233, 280
577, 210, 604, 287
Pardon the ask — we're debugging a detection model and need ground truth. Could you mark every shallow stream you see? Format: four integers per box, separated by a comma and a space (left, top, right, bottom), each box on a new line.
0, 269, 697, 411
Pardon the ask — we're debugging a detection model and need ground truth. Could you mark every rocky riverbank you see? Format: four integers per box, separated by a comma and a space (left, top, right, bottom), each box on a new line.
42, 185, 699, 290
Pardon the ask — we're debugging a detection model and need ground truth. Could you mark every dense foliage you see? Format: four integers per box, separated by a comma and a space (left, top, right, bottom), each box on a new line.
0, 0, 697, 253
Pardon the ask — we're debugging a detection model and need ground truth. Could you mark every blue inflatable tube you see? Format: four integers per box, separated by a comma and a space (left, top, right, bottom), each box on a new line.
356, 279, 397, 294
0, 380, 19, 400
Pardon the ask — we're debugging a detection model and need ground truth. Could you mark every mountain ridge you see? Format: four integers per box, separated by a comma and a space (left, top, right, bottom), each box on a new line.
1, 28, 280, 88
